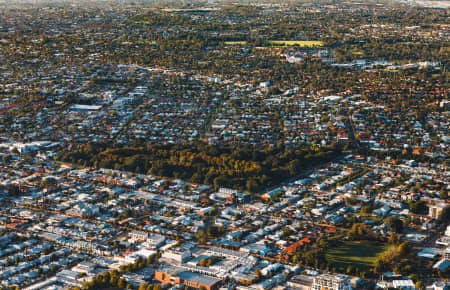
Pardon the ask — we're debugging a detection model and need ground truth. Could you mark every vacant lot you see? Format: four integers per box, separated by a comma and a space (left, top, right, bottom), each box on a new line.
326, 241, 387, 270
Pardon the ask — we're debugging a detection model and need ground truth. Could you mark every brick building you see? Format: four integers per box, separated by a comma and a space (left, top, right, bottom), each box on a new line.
155, 267, 222, 290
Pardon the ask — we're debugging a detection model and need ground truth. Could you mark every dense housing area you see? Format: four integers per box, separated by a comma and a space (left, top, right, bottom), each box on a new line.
0, 0, 448, 289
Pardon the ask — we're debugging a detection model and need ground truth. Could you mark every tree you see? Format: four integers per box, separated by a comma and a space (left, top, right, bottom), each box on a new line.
206, 258, 213, 267
347, 223, 374, 240
409, 200, 426, 214
386, 217, 403, 233
117, 278, 126, 289
361, 206, 372, 214
438, 205, 450, 224
50, 265, 59, 272
199, 258, 206, 267
439, 189, 447, 200
2, 154, 11, 163
388, 232, 401, 244
409, 273, 419, 282
246, 179, 259, 192
59, 143, 339, 193
146, 255, 154, 265
398, 242, 411, 257
7, 184, 20, 197
110, 271, 119, 286
102, 272, 110, 285
281, 226, 295, 239
254, 268, 262, 280
41, 177, 57, 188
415, 281, 424, 289
195, 230, 208, 244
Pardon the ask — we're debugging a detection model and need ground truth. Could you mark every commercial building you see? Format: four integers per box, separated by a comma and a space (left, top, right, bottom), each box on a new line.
429, 204, 447, 219
392, 279, 415, 290
287, 275, 314, 290
162, 248, 192, 263
129, 231, 149, 243
155, 267, 222, 290
312, 274, 352, 290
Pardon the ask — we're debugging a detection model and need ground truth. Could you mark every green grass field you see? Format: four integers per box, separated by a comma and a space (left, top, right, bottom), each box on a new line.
351, 50, 364, 55
268, 40, 324, 47
224, 41, 248, 45
326, 241, 387, 270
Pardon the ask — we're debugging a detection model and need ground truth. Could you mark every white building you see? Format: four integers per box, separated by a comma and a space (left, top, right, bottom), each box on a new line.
162, 248, 191, 263
392, 279, 415, 290
312, 274, 352, 290
144, 234, 166, 249
129, 231, 149, 243
114, 248, 156, 265
429, 203, 446, 219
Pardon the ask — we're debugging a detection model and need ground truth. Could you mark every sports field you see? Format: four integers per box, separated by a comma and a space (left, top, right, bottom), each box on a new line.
224, 41, 248, 45
268, 40, 324, 47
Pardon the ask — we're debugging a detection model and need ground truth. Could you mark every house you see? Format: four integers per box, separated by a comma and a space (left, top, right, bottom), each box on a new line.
374, 205, 391, 217
260, 263, 283, 276
444, 247, 450, 260
433, 259, 450, 271
262, 189, 282, 201
284, 238, 311, 256
197, 207, 213, 217
66, 203, 99, 218
428, 281, 449, 290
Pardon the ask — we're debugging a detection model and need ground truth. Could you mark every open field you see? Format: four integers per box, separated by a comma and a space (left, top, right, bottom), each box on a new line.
351, 50, 365, 55
268, 40, 324, 47
224, 41, 248, 45
326, 241, 387, 270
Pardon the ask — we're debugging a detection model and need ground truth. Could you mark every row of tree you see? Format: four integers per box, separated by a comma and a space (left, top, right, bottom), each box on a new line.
58, 142, 340, 192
